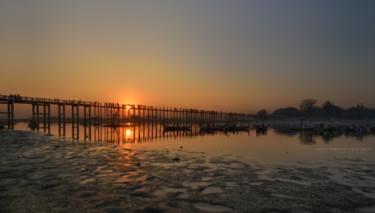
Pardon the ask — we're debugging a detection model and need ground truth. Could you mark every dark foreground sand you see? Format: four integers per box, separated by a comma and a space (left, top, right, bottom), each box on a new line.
0, 130, 375, 213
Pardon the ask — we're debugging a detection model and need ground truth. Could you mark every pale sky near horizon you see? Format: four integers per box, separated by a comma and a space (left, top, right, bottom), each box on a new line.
1, 0, 374, 113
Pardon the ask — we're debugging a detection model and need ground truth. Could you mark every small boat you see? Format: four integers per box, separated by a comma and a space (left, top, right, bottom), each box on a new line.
225, 126, 250, 131
344, 127, 356, 132
344, 126, 367, 133
256, 127, 268, 132
163, 125, 192, 131
290, 127, 315, 131
199, 125, 225, 131
255, 123, 268, 132
320, 127, 337, 132
103, 123, 129, 127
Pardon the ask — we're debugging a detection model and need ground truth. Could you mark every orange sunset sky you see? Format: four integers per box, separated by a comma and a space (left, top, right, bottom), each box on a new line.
1, 1, 375, 113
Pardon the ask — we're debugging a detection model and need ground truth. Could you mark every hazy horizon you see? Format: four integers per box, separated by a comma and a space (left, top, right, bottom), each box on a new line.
1, 0, 375, 113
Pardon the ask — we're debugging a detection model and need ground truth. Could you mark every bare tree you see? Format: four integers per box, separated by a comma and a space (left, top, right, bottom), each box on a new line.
256, 109, 268, 120
299, 99, 317, 111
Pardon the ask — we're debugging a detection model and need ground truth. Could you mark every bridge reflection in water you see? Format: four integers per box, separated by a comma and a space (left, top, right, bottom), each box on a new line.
12, 121, 374, 146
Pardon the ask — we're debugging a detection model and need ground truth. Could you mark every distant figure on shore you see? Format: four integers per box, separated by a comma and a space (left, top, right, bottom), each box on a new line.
300, 118, 305, 128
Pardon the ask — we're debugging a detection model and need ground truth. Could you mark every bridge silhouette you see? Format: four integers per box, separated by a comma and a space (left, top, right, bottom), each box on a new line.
0, 94, 254, 140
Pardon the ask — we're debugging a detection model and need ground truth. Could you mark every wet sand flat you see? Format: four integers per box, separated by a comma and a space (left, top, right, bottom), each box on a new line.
1, 130, 375, 212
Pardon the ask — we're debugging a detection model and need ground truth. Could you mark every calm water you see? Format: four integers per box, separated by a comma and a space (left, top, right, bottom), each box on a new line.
2, 123, 375, 212
13, 122, 375, 164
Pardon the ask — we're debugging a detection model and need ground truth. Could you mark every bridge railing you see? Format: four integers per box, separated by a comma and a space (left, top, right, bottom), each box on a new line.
0, 94, 253, 119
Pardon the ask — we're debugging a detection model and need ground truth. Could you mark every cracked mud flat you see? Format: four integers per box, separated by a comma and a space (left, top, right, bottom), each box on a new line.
0, 130, 375, 212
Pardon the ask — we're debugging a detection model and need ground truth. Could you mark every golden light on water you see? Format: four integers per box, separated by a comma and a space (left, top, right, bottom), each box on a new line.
126, 129, 131, 137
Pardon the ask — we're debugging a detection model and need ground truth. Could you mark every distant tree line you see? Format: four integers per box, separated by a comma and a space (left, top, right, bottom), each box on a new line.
256, 99, 375, 120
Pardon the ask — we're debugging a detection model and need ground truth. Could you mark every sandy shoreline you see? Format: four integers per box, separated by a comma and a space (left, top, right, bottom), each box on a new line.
1, 130, 375, 212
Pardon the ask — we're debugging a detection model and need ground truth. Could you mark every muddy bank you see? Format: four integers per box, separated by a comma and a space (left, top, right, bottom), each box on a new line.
0, 130, 374, 212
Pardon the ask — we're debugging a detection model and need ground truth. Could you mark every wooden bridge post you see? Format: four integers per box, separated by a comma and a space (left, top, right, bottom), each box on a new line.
109, 104, 112, 124
133, 105, 136, 124
104, 104, 107, 125
181, 109, 183, 124
159, 107, 161, 124
149, 106, 152, 123
84, 105, 87, 141
99, 103, 102, 126
6, 101, 10, 129
76, 104, 79, 139
121, 105, 125, 124
166, 108, 168, 123
63, 102, 66, 136
192, 110, 194, 123
179, 108, 182, 124
155, 107, 157, 124
142, 106, 145, 123
32, 103, 35, 123
144, 106, 147, 123
152, 106, 155, 124
174, 108, 176, 123
137, 104, 141, 123
58, 104, 61, 135
36, 100, 39, 130
47, 103, 51, 135
164, 108, 167, 123
89, 104, 91, 140
7, 101, 11, 129
43, 104, 47, 132
152, 119, 155, 139
170, 108, 173, 123
11, 99, 14, 129
160, 107, 162, 123
182, 108, 185, 124
127, 105, 130, 122
168, 108, 173, 123
162, 107, 165, 122
188, 109, 190, 124
147, 106, 149, 123
72, 105, 75, 138
185, 109, 187, 124
155, 107, 158, 124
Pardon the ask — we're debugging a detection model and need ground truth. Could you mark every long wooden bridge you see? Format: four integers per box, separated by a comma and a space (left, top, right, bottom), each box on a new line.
0, 94, 254, 139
